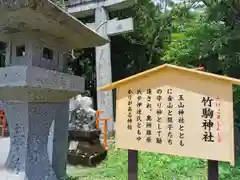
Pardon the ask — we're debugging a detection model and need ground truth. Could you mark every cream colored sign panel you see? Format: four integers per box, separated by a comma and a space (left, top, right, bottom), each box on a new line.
116, 71, 235, 165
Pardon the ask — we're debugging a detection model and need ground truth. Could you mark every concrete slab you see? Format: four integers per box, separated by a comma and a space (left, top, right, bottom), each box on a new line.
0, 137, 10, 169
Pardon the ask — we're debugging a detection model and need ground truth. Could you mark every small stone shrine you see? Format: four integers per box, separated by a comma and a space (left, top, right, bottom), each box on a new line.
100, 64, 240, 166
69, 93, 96, 131
0, 1, 107, 180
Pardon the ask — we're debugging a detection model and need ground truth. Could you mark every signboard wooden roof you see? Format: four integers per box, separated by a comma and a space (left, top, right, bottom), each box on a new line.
100, 64, 240, 166
100, 64, 240, 91
0, 0, 108, 49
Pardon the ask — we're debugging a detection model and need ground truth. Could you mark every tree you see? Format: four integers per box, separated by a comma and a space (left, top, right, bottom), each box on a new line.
164, 1, 240, 123
67, 0, 240, 123
68, 0, 173, 84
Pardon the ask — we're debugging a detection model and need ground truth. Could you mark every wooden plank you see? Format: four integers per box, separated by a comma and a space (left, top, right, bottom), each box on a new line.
99, 64, 240, 91
208, 160, 219, 180
128, 149, 138, 180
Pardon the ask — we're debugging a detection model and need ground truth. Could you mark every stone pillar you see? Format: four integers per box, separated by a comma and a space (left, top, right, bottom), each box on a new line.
95, 7, 114, 137
51, 102, 69, 180
3, 102, 58, 180
48, 58, 70, 180
47, 102, 69, 180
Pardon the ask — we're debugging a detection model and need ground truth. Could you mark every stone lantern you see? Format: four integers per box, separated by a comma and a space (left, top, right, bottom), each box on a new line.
0, 1, 107, 180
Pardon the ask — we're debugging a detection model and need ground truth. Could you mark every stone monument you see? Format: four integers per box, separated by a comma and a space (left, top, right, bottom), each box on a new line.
0, 1, 107, 180
67, 0, 137, 137
69, 93, 96, 130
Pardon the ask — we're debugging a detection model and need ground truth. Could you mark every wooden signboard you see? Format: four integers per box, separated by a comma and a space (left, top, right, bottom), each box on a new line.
100, 64, 240, 166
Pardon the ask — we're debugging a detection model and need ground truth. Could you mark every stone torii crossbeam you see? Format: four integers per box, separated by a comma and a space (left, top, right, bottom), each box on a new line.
0, 1, 107, 180
67, 0, 137, 136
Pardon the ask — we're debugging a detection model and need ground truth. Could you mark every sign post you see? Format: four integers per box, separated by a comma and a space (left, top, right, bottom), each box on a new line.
128, 149, 138, 180
208, 160, 219, 180
100, 63, 240, 179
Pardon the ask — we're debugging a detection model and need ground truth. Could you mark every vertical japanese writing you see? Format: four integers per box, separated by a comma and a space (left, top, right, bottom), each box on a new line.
146, 89, 152, 143
136, 89, 143, 141
167, 88, 173, 145
178, 94, 185, 146
216, 97, 221, 143
201, 96, 214, 142
13, 123, 25, 173
127, 89, 133, 131
156, 88, 163, 144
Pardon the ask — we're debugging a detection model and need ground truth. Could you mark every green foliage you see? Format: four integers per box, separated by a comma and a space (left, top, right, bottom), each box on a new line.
164, 0, 240, 78
66, 1, 240, 179
163, 1, 240, 124
68, 145, 240, 180
164, 18, 228, 69
67, 176, 78, 180
69, 0, 172, 83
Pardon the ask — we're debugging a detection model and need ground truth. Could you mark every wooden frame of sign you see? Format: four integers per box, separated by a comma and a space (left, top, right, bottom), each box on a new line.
99, 64, 240, 180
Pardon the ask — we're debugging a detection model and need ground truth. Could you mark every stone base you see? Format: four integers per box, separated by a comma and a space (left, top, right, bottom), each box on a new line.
49, 102, 69, 180
2, 102, 59, 180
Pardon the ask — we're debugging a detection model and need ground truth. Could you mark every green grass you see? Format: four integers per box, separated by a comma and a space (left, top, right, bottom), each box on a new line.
67, 144, 240, 180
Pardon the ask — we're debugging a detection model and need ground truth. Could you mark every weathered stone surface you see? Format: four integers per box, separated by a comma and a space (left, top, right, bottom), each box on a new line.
95, 7, 114, 136
0, 66, 84, 102
0, 104, 70, 180
69, 94, 96, 130
1, 102, 59, 180
51, 102, 69, 180
0, 0, 108, 49
86, 17, 134, 37
0, 1, 108, 179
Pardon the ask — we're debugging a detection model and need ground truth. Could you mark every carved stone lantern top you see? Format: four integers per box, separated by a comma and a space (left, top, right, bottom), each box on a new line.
0, 0, 108, 49
0, 0, 109, 103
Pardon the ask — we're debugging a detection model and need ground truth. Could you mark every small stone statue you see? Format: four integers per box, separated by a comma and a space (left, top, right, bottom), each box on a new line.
67, 92, 108, 167
69, 92, 96, 131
